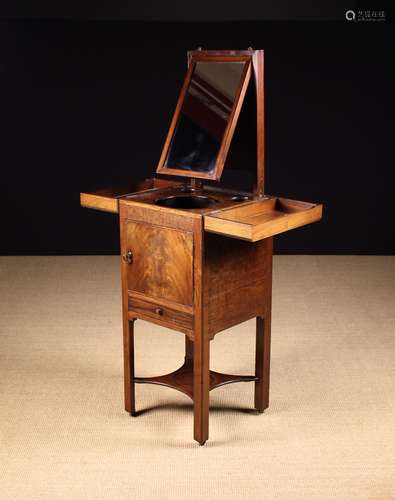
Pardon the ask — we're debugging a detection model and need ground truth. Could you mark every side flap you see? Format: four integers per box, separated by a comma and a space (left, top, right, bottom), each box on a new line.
204, 196, 323, 242
80, 178, 178, 213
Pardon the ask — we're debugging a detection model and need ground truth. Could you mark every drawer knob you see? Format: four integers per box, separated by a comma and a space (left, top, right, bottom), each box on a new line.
122, 249, 133, 264
155, 308, 164, 316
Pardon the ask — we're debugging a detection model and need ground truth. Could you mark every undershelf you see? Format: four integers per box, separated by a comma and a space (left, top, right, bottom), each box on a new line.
134, 359, 258, 400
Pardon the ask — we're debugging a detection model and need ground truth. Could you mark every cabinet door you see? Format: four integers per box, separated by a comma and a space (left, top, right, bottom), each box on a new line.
124, 221, 193, 307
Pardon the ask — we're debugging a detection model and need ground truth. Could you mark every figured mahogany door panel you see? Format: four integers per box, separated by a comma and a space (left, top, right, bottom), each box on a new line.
204, 196, 322, 242
125, 221, 193, 307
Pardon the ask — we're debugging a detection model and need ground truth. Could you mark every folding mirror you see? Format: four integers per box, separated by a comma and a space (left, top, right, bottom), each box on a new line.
156, 54, 252, 180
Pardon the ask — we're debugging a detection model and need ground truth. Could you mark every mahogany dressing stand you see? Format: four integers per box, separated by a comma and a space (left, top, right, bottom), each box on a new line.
81, 49, 323, 445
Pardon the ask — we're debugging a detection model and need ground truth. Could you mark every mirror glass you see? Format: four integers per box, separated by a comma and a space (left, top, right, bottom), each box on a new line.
163, 61, 246, 173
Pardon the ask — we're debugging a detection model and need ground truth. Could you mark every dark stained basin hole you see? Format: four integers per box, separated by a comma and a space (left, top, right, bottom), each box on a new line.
154, 195, 218, 209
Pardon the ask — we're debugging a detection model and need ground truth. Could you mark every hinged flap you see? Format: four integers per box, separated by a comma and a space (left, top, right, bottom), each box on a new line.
204, 197, 323, 242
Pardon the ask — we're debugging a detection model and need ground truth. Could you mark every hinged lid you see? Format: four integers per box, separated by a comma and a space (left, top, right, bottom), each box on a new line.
156, 49, 259, 183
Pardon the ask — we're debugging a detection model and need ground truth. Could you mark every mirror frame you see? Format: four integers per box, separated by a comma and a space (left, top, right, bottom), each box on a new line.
156, 51, 253, 181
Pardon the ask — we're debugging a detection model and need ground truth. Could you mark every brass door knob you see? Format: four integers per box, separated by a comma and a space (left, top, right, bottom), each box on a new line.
122, 249, 133, 264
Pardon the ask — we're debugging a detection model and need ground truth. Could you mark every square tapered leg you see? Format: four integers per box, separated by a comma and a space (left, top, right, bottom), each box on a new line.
123, 318, 136, 416
254, 315, 271, 412
193, 330, 210, 445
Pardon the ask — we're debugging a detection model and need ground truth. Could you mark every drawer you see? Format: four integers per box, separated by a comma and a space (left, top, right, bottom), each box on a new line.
204, 196, 322, 242
128, 295, 193, 333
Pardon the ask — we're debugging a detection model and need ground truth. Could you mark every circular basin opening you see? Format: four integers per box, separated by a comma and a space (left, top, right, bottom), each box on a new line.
155, 195, 218, 209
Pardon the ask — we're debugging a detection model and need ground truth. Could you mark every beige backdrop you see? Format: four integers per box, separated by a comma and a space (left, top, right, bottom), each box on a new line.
0, 256, 394, 499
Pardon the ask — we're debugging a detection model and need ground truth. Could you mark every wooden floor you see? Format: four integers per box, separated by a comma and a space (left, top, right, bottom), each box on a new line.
0, 256, 394, 499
